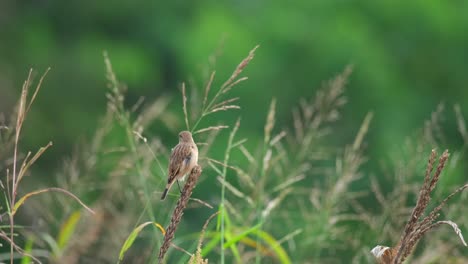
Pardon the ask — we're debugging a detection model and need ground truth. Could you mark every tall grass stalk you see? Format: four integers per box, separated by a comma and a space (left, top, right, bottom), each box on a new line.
103, 51, 157, 224
190, 45, 258, 133
219, 119, 240, 264
8, 68, 50, 264
175, 46, 258, 262
1, 68, 94, 263
255, 98, 277, 264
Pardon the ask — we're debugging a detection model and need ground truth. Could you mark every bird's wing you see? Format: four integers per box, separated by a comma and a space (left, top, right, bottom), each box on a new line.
167, 143, 192, 183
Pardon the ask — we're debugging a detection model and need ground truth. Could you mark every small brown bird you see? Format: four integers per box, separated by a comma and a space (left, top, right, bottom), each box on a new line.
161, 131, 198, 200
371, 245, 397, 264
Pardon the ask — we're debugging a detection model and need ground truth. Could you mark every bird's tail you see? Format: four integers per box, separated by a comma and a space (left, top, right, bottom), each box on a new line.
161, 188, 169, 200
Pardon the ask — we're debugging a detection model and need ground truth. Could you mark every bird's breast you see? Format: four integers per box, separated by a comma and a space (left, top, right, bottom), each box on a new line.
191, 148, 198, 166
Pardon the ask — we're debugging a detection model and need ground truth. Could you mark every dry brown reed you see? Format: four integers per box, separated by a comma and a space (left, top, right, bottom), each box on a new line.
158, 165, 203, 263
1, 68, 94, 264
371, 149, 468, 264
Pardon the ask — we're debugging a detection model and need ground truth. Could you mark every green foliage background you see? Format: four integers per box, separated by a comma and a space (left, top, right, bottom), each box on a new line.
0, 1, 467, 263
1, 1, 467, 156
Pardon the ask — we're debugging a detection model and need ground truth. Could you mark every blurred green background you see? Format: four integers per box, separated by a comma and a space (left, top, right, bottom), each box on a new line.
2, 1, 468, 161
1, 0, 468, 263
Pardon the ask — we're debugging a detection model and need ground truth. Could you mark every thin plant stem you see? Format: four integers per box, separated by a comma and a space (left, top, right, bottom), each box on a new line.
219, 119, 240, 264
123, 104, 157, 224
255, 99, 276, 264
191, 46, 258, 132
104, 52, 157, 231
9, 68, 50, 264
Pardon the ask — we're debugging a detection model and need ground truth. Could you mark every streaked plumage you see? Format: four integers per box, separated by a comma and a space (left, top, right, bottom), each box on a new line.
161, 131, 198, 200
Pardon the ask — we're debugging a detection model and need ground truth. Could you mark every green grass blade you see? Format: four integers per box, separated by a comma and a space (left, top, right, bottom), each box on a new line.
57, 211, 81, 250
41, 233, 60, 257
252, 229, 292, 264
118, 221, 165, 263
223, 224, 261, 248
225, 231, 241, 263
201, 231, 221, 256
20, 237, 34, 264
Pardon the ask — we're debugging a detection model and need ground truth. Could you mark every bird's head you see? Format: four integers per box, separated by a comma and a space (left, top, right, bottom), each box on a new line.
179, 131, 193, 143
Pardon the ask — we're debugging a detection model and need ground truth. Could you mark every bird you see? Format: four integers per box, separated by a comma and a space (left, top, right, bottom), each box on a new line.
161, 131, 198, 200
371, 245, 397, 264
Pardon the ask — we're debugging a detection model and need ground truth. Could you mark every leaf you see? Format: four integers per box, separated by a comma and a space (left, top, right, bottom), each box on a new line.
223, 224, 261, 248
225, 231, 241, 262
41, 233, 61, 257
57, 211, 81, 250
118, 222, 165, 263
17, 141, 53, 185
437, 220, 467, 247
20, 237, 34, 264
201, 231, 221, 256
251, 229, 292, 264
